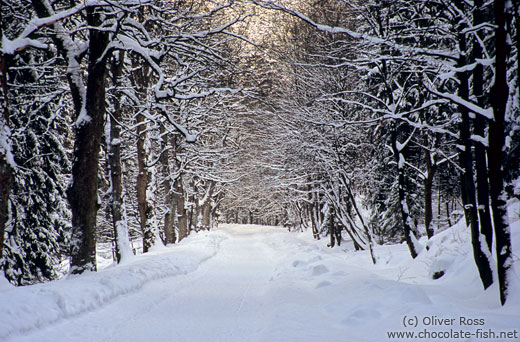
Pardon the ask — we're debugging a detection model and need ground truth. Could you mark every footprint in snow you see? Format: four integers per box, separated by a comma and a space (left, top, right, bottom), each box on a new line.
311, 264, 329, 276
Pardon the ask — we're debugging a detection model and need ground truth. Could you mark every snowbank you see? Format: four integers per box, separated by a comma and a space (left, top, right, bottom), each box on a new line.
0, 231, 227, 341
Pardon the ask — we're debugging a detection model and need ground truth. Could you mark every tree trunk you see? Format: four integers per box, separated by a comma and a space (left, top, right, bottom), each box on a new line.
176, 176, 188, 241
456, 27, 493, 289
329, 206, 335, 248
136, 111, 154, 252
343, 218, 363, 251
391, 128, 418, 259
108, 51, 132, 263
160, 125, 176, 244
0, 20, 13, 260
200, 182, 215, 230
67, 7, 109, 274
490, 0, 512, 305
445, 201, 452, 227
343, 176, 376, 264
129, 53, 156, 252
423, 140, 436, 239
307, 185, 319, 239
313, 191, 322, 239
472, 0, 493, 252
172, 135, 188, 242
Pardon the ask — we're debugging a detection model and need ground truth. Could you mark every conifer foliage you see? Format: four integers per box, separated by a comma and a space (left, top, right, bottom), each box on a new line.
1, 0, 71, 285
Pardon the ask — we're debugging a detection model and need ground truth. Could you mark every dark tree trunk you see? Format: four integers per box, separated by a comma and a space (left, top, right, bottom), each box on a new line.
176, 176, 188, 241
472, 0, 493, 252
108, 52, 129, 263
329, 206, 335, 248
456, 27, 493, 289
445, 201, 452, 227
67, 7, 109, 274
391, 128, 418, 259
136, 111, 154, 252
188, 182, 196, 232
490, 0, 512, 305
308, 185, 319, 239
423, 142, 436, 239
0, 19, 13, 259
130, 56, 156, 252
160, 126, 176, 244
173, 136, 188, 242
334, 223, 342, 246
313, 191, 322, 240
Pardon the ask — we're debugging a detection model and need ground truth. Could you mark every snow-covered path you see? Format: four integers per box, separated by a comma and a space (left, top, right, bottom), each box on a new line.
2, 224, 519, 342
8, 225, 349, 342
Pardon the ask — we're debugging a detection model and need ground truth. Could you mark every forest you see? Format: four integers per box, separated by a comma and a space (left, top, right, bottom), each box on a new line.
0, 0, 519, 311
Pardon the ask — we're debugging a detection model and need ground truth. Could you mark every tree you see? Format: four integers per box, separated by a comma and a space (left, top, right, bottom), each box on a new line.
0, 2, 13, 262
1, 0, 78, 283
249, 0, 516, 303
4, 56, 72, 283
489, 0, 513, 306
106, 51, 133, 263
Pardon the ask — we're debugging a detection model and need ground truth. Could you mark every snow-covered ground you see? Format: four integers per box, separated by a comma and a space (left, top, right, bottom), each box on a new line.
1, 207, 519, 342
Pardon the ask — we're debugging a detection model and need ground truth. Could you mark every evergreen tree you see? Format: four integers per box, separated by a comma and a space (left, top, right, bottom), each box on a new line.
3, 47, 71, 285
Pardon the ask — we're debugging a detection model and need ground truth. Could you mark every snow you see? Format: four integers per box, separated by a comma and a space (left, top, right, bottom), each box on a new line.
471, 133, 489, 147
425, 85, 494, 120
168, 119, 199, 143
0, 123, 16, 168
1, 211, 519, 341
1, 36, 47, 55
74, 107, 91, 127
115, 220, 133, 262
398, 153, 405, 169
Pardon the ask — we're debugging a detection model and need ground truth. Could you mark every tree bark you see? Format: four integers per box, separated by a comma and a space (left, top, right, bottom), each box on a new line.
391, 128, 418, 259
176, 176, 188, 241
489, 0, 512, 305
423, 135, 436, 239
0, 15, 13, 259
67, 7, 109, 274
200, 181, 215, 230
472, 0, 493, 252
307, 185, 319, 239
129, 53, 156, 252
136, 110, 154, 252
312, 190, 322, 240
328, 206, 335, 248
160, 126, 176, 244
343, 176, 376, 263
446, 201, 452, 227
456, 26, 493, 289
172, 136, 188, 242
108, 51, 132, 263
